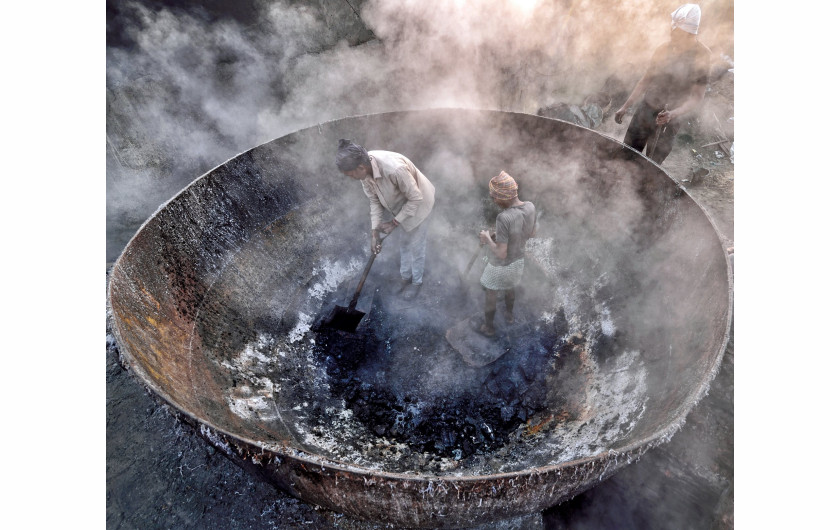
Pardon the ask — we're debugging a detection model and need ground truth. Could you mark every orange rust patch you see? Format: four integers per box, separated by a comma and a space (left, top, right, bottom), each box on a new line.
525, 409, 572, 436
139, 286, 161, 310
525, 414, 555, 436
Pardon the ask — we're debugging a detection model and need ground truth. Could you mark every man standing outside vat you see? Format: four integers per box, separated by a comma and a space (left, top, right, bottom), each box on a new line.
614, 4, 712, 164
336, 139, 436, 300
477, 171, 537, 337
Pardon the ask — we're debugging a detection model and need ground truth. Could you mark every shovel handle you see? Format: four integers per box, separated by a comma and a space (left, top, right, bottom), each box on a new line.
464, 230, 495, 277
348, 230, 388, 310
646, 104, 668, 158
464, 244, 482, 276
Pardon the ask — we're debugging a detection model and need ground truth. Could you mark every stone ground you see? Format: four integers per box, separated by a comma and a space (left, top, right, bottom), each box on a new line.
106, 74, 734, 529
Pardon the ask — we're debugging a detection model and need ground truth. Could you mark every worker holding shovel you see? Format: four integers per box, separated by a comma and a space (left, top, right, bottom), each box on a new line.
335, 139, 435, 301
614, 4, 712, 164
477, 171, 537, 337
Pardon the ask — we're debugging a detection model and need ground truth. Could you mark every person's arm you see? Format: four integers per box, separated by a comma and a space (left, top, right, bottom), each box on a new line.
480, 229, 507, 260
361, 180, 386, 230
529, 207, 539, 239
361, 180, 386, 253
614, 70, 652, 124
391, 166, 424, 226
615, 48, 663, 124
481, 217, 509, 260
655, 82, 705, 125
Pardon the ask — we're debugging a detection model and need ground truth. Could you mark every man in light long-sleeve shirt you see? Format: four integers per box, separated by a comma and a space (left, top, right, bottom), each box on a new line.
335, 139, 435, 300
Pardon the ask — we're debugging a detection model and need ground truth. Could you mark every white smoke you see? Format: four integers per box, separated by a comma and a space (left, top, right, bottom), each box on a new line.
107, 0, 734, 260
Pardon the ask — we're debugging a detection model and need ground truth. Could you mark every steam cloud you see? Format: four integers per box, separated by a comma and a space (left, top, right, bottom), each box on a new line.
106, 0, 733, 261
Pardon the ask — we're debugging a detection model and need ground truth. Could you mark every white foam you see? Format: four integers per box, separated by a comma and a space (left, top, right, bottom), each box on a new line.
307, 257, 362, 300
599, 307, 616, 336
220, 334, 276, 372
287, 311, 314, 343
537, 349, 648, 464
225, 380, 282, 421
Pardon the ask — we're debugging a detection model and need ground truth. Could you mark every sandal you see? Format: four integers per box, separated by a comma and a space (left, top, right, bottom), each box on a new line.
479, 324, 496, 337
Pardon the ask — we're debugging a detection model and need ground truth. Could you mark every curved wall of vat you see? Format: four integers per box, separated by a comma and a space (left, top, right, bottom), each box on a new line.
108, 109, 732, 528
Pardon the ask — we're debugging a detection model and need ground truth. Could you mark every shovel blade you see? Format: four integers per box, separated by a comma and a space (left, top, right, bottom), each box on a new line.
445, 315, 511, 367
324, 305, 367, 333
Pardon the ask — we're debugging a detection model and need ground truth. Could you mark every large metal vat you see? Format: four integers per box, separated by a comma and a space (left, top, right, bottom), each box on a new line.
108, 109, 732, 528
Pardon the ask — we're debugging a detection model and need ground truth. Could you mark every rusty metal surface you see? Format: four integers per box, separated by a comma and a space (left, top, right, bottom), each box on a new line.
107, 109, 732, 528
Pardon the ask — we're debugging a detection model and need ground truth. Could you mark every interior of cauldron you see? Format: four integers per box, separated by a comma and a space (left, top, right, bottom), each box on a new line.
109, 109, 731, 477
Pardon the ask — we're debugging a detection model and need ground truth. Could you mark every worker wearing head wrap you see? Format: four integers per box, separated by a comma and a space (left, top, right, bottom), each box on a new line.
614, 4, 711, 163
488, 171, 519, 200
671, 3, 701, 34
477, 171, 537, 337
335, 139, 436, 300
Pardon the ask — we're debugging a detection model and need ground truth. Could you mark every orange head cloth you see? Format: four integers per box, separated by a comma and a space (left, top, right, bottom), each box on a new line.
489, 171, 518, 200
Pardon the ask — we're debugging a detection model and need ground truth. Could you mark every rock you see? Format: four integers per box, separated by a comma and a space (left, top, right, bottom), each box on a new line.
500, 406, 514, 422
581, 103, 604, 128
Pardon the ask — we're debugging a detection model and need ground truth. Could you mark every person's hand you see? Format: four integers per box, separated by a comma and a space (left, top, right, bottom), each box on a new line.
479, 230, 492, 246
370, 231, 382, 254
655, 109, 672, 126
614, 107, 627, 124
377, 219, 398, 234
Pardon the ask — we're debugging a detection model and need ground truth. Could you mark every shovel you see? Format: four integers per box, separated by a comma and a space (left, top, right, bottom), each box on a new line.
324, 231, 389, 333
459, 244, 483, 286
458, 231, 494, 293
646, 104, 668, 159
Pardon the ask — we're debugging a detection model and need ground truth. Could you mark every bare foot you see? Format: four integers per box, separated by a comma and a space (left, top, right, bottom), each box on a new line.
479, 324, 496, 337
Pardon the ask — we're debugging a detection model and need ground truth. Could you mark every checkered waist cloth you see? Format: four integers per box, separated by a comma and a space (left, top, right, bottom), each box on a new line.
479, 257, 525, 291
